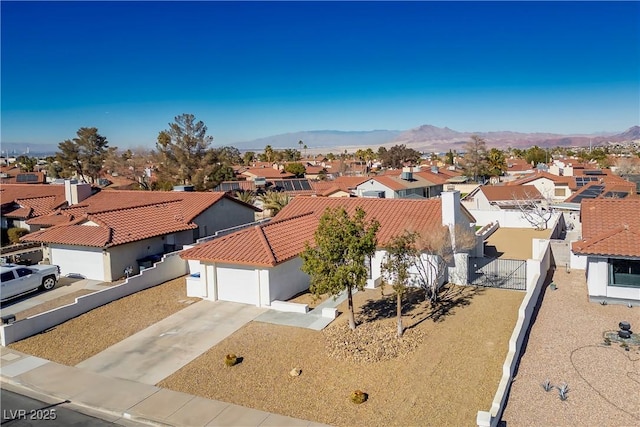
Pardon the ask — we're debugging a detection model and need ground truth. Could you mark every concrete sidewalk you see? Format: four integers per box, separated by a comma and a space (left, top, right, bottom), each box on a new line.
76, 300, 266, 385
1, 347, 328, 427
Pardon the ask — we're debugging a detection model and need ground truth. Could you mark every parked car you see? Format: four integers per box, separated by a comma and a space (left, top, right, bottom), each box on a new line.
0, 263, 60, 301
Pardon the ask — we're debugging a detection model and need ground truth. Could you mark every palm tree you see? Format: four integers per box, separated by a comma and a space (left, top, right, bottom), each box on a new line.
487, 148, 507, 177
234, 190, 256, 205
259, 191, 290, 216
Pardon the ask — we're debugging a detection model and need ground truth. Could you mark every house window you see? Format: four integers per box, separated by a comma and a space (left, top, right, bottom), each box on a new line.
554, 188, 565, 197
609, 258, 640, 288
365, 255, 372, 279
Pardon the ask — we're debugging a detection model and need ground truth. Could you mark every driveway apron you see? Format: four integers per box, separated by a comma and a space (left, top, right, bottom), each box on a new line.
76, 300, 266, 385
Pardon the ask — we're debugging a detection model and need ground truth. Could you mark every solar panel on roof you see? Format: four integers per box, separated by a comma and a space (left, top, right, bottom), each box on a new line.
299, 180, 311, 190
583, 170, 604, 176
15, 173, 39, 183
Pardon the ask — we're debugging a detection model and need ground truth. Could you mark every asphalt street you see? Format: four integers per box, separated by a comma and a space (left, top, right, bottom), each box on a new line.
0, 388, 115, 426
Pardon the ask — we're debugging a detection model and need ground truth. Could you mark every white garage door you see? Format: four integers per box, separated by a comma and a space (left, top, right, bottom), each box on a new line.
216, 265, 258, 305
51, 246, 104, 281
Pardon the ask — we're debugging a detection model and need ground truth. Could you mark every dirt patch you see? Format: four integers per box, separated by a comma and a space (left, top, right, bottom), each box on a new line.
8, 276, 200, 366
159, 285, 524, 427
485, 227, 552, 260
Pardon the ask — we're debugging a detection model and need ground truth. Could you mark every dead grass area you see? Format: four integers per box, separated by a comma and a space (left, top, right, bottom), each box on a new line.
287, 289, 332, 309
8, 276, 200, 366
159, 285, 524, 427
15, 290, 96, 320
485, 227, 552, 260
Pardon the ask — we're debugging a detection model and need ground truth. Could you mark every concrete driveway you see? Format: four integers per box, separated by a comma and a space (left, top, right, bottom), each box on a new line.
76, 300, 266, 385
0, 277, 107, 317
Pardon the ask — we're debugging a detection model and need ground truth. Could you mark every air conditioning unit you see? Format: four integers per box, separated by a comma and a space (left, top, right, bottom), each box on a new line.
254, 177, 267, 187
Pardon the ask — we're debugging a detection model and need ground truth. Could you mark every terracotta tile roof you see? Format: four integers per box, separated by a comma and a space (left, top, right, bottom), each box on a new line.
4, 206, 32, 218
479, 185, 543, 202
275, 197, 444, 247
67, 190, 244, 220
26, 213, 75, 227
311, 182, 350, 197
304, 165, 326, 174
1, 184, 67, 209
23, 201, 198, 247
506, 159, 535, 172
415, 170, 449, 185
508, 171, 573, 186
1, 184, 69, 218
331, 176, 371, 189
181, 213, 319, 266
20, 190, 257, 248
24, 224, 112, 247
572, 199, 640, 257
182, 197, 449, 266
241, 167, 295, 179
367, 173, 437, 192
435, 168, 462, 178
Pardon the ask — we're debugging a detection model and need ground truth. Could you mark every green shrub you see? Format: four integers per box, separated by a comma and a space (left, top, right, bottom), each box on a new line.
7, 227, 29, 244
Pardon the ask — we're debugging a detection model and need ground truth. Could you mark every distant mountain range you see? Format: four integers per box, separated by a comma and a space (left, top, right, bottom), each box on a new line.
3, 125, 638, 156
230, 125, 640, 152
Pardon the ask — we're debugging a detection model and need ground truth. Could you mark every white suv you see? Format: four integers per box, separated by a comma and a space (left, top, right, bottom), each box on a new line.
0, 264, 60, 301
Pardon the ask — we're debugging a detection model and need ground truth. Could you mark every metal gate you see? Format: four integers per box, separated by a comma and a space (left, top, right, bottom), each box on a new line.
468, 257, 527, 291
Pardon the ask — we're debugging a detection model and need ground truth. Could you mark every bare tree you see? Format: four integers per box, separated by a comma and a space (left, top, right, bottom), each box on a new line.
413, 224, 476, 303
511, 188, 553, 230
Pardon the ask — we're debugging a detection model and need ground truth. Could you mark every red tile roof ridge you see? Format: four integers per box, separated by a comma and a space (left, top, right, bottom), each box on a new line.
572, 226, 640, 256
85, 199, 183, 215
255, 225, 277, 266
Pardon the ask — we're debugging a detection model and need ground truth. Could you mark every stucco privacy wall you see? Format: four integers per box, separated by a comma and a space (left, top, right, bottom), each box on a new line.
477, 238, 552, 427
0, 251, 188, 346
469, 209, 561, 229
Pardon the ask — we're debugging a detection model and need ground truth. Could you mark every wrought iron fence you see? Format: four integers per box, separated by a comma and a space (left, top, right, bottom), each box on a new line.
468, 257, 527, 291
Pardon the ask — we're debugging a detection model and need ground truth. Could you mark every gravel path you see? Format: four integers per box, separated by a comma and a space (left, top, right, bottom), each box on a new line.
8, 277, 200, 366
501, 269, 640, 426
159, 285, 524, 427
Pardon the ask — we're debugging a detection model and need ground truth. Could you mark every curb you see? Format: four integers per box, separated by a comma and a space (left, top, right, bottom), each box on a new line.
0, 376, 167, 426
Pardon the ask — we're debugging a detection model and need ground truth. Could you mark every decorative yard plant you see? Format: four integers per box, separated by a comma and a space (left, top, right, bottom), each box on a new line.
350, 390, 367, 404
557, 383, 569, 401
224, 353, 238, 367
541, 379, 553, 392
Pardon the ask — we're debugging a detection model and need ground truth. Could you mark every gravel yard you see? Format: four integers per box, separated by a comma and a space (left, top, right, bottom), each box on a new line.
8, 276, 200, 366
159, 285, 524, 427
501, 269, 640, 426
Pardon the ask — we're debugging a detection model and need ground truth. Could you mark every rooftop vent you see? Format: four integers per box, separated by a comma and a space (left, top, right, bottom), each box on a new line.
401, 167, 414, 181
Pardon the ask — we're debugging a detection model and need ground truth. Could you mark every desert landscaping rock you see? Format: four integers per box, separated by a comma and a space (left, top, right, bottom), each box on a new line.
159, 285, 523, 427
8, 277, 200, 366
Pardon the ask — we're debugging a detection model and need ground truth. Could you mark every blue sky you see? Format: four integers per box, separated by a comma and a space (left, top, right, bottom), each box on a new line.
2, 1, 639, 149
